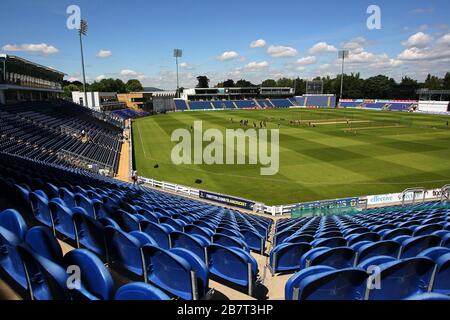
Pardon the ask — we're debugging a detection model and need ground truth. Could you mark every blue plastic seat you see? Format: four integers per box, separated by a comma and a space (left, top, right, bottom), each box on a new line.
74, 193, 102, 219
366, 257, 435, 300
213, 233, 249, 251
301, 247, 356, 270
140, 220, 172, 249
241, 230, 265, 254
346, 232, 380, 246
269, 242, 312, 273
58, 187, 77, 208
380, 228, 413, 240
400, 235, 442, 258
413, 224, 443, 236
356, 240, 401, 263
142, 246, 208, 300
48, 198, 76, 239
311, 237, 347, 248
110, 209, 141, 232
207, 244, 258, 296
431, 253, 450, 295
63, 249, 115, 300
114, 282, 170, 300
0, 209, 29, 290
29, 191, 54, 229
104, 227, 155, 279
170, 231, 210, 263
405, 293, 450, 300
283, 234, 314, 244
285, 267, 368, 300
73, 211, 107, 257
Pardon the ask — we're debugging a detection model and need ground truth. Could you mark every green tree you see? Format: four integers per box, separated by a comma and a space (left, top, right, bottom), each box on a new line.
277, 78, 293, 87
196, 76, 210, 88
63, 84, 82, 99
363, 75, 395, 99
235, 79, 254, 87
442, 72, 450, 90
424, 74, 442, 90
125, 79, 144, 92
261, 79, 277, 87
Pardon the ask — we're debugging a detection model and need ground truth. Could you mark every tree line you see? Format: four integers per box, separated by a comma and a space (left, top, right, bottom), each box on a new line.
197, 72, 450, 100
63, 78, 144, 99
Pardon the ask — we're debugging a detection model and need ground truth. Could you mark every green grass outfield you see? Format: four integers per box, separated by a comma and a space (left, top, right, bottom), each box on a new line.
132, 108, 450, 205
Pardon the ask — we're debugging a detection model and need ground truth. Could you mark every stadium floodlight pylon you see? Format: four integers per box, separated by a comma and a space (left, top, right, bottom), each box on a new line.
78, 19, 88, 107
338, 50, 349, 100
174, 49, 183, 98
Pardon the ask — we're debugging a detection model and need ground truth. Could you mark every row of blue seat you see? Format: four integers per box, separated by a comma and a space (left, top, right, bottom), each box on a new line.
173, 99, 296, 111
0, 209, 172, 300
285, 251, 450, 300
0, 152, 271, 299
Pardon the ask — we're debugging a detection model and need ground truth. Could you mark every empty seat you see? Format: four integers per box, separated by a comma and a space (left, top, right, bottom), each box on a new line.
300, 247, 356, 270
0, 209, 29, 290
355, 240, 401, 263
285, 267, 368, 300
114, 282, 170, 300
142, 246, 209, 300
365, 257, 435, 300
269, 242, 312, 273
170, 231, 210, 263
206, 244, 258, 296
400, 235, 442, 258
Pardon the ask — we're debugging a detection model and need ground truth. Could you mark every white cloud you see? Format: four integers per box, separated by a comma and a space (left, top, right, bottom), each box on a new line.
217, 51, 239, 61
96, 50, 112, 58
2, 43, 59, 55
437, 33, 450, 45
67, 77, 80, 82
267, 45, 298, 57
402, 32, 432, 48
244, 61, 269, 71
296, 56, 317, 66
120, 69, 139, 77
308, 42, 337, 55
341, 37, 368, 50
96, 74, 106, 81
398, 32, 450, 62
179, 62, 194, 69
250, 39, 267, 48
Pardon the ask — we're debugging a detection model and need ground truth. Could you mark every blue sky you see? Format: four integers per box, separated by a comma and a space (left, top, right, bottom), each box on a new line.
1, 0, 449, 89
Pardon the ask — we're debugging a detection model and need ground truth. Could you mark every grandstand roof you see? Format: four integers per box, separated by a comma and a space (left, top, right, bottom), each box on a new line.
0, 54, 65, 77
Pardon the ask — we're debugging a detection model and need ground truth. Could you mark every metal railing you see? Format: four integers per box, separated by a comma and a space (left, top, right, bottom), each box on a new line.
401, 187, 427, 206
57, 149, 114, 177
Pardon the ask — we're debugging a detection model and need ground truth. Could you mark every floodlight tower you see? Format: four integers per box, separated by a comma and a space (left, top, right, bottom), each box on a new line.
338, 50, 349, 100
174, 49, 183, 98
78, 19, 88, 107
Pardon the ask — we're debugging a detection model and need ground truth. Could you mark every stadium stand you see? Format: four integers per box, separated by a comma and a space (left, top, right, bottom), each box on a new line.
256, 100, 274, 108
271, 201, 450, 299
339, 99, 417, 111
234, 100, 259, 109
189, 101, 214, 110
294, 95, 336, 108
173, 99, 189, 111
270, 99, 294, 108
0, 152, 271, 300
110, 109, 150, 120
0, 100, 123, 175
213, 100, 236, 109
174, 99, 297, 111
